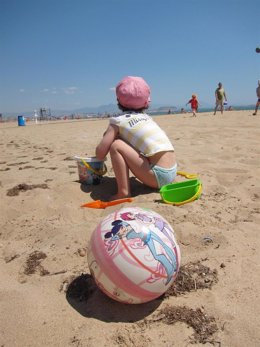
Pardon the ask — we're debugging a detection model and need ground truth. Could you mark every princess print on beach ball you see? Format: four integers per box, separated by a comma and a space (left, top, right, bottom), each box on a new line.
87, 206, 181, 304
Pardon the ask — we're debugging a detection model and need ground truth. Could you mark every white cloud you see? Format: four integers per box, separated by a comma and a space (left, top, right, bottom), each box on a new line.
63, 86, 78, 95
41, 87, 58, 94
109, 87, 116, 91
41, 86, 79, 95
19, 89, 25, 93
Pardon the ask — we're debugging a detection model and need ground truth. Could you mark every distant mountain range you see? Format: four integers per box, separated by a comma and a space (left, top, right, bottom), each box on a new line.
2, 103, 179, 117
1, 102, 255, 118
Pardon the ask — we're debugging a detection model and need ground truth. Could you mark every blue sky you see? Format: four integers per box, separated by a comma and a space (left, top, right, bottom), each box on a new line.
1, 0, 259, 113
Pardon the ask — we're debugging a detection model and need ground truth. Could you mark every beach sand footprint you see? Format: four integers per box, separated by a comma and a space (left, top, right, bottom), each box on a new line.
7, 161, 29, 166
18, 165, 35, 170
7, 141, 20, 148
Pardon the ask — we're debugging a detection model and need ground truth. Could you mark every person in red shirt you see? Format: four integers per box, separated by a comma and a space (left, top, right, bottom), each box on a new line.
186, 94, 199, 117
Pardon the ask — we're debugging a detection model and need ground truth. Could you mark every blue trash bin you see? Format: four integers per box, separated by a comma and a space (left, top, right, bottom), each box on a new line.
18, 115, 26, 126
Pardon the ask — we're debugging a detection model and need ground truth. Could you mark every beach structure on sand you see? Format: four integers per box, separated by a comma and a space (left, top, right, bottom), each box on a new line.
33, 110, 38, 124
39, 107, 51, 121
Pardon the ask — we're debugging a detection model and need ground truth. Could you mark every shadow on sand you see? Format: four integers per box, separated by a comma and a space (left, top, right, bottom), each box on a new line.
78, 176, 157, 201
66, 274, 162, 323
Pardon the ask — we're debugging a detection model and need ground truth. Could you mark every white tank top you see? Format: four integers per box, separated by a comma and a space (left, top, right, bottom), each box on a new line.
109, 113, 174, 157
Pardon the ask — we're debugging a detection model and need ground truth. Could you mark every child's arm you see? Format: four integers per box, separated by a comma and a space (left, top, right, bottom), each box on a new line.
95, 124, 118, 160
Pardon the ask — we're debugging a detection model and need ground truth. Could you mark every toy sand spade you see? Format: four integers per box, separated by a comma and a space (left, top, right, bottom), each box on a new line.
160, 171, 202, 206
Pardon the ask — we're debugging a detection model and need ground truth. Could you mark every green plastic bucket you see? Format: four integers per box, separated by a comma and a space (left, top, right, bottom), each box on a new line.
160, 178, 202, 205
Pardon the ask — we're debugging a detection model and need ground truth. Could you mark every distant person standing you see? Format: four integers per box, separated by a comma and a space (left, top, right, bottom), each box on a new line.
186, 94, 199, 117
214, 82, 227, 115
252, 80, 260, 116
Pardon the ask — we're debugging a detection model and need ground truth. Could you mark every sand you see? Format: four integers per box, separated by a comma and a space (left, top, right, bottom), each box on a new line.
0, 110, 259, 347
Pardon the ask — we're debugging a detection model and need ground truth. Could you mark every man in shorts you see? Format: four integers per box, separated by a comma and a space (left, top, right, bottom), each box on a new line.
252, 80, 260, 116
214, 82, 227, 115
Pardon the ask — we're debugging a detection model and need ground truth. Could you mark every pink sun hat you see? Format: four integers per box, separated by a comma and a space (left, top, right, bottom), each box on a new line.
116, 76, 151, 109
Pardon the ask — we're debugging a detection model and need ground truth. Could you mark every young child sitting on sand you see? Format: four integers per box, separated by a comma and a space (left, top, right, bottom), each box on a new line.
95, 76, 177, 200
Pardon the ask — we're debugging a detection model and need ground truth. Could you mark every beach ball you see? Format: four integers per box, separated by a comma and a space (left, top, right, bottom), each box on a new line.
87, 206, 181, 304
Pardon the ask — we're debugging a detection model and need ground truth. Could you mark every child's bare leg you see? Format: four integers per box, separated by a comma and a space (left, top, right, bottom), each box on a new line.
109, 139, 158, 199
109, 141, 131, 199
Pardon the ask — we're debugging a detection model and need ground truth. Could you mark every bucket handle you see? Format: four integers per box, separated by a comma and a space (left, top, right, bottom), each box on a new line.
81, 158, 107, 176
177, 171, 198, 179
162, 182, 202, 206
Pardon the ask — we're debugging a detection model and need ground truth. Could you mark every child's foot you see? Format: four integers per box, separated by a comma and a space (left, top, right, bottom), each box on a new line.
252, 112, 257, 116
